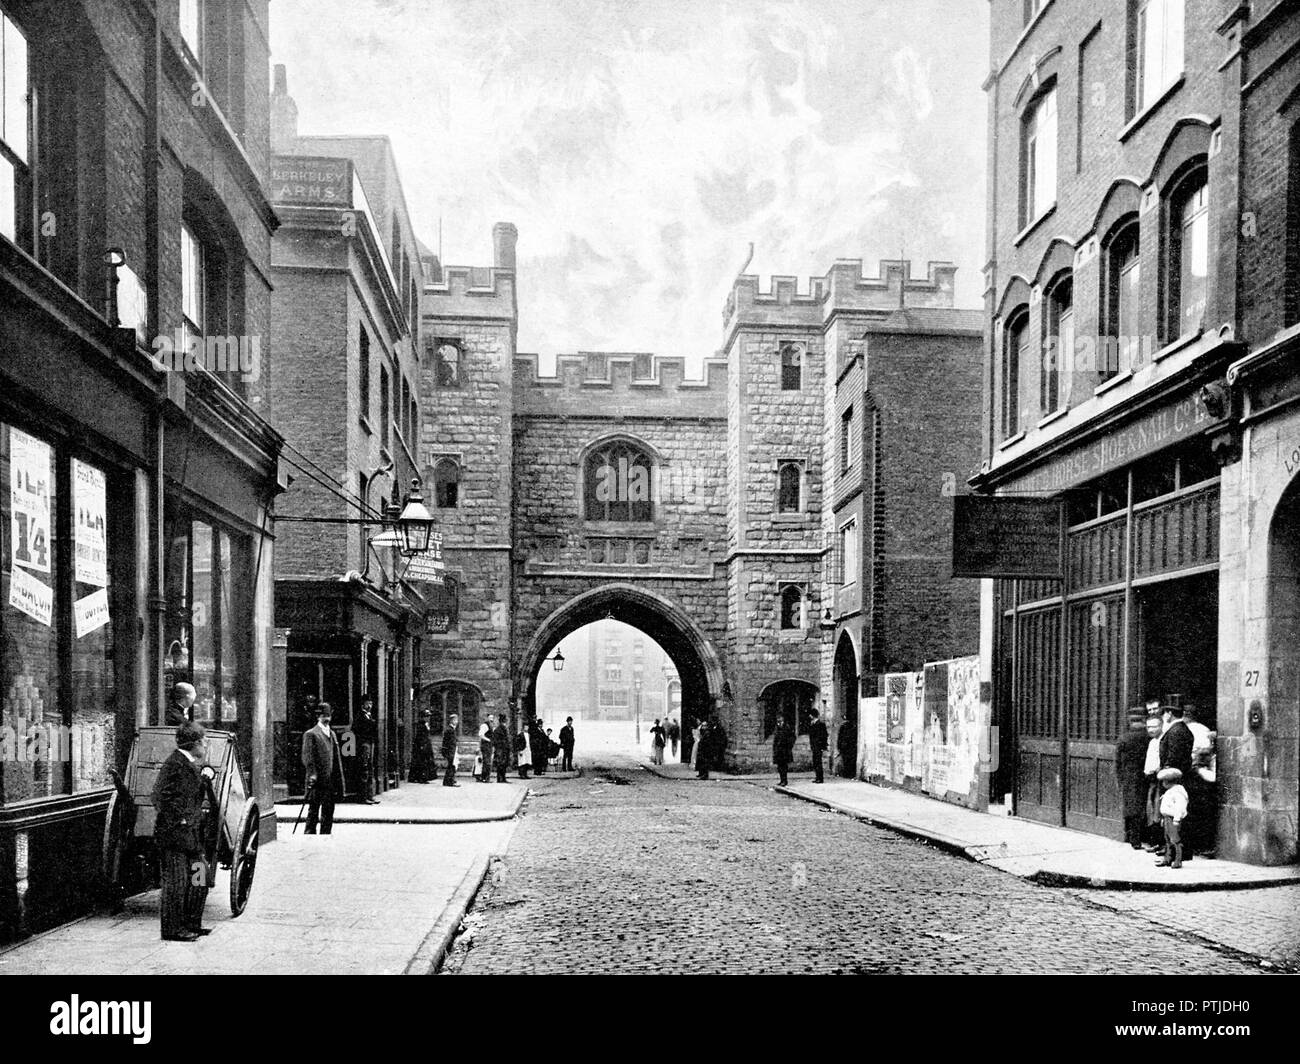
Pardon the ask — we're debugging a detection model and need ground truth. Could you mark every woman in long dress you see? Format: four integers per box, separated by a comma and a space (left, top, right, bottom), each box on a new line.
689, 722, 701, 770
409, 710, 435, 783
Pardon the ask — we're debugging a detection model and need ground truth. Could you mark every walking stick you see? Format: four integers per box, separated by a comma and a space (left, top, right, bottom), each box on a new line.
293, 782, 312, 835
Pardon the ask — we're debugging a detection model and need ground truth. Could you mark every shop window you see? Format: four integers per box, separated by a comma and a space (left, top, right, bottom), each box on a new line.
760, 680, 816, 739
1175, 440, 1218, 489
1130, 0, 1184, 117
0, 9, 31, 249
163, 502, 251, 732
1131, 453, 1177, 505
431, 455, 457, 504
427, 681, 479, 736
434, 342, 461, 387
1, 425, 125, 801
1165, 165, 1209, 342
1002, 309, 1033, 438
777, 462, 802, 513
1043, 273, 1072, 416
1022, 84, 1057, 227
779, 584, 805, 630
1101, 218, 1141, 379
584, 440, 654, 522
780, 343, 802, 390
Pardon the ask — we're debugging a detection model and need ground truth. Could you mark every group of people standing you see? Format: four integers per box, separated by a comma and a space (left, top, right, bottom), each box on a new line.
771, 708, 829, 787
649, 717, 681, 764
689, 715, 727, 779
1116, 703, 1216, 869
408, 710, 578, 784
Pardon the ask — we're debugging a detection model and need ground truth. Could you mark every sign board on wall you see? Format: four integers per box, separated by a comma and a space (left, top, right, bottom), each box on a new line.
269, 155, 352, 206
951, 496, 1063, 579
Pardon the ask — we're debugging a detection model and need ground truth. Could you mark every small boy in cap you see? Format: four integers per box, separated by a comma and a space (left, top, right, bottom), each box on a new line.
1155, 767, 1188, 869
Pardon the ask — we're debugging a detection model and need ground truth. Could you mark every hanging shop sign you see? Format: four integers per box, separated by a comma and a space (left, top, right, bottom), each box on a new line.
951, 495, 1064, 579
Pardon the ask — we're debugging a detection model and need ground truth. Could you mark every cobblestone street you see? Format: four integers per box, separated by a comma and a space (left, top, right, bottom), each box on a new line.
446, 759, 1279, 975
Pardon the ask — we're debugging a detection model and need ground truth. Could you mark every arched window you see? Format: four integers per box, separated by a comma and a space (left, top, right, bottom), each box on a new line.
1043, 272, 1073, 415
433, 458, 459, 509
1022, 84, 1058, 226
760, 680, 817, 739
1166, 165, 1209, 341
779, 585, 805, 630
584, 440, 654, 522
1002, 308, 1032, 438
780, 343, 802, 390
1102, 217, 1141, 379
434, 342, 461, 387
427, 681, 480, 736
777, 462, 802, 513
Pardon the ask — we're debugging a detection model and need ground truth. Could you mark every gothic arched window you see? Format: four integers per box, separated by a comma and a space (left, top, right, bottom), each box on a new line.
760, 680, 817, 739
433, 457, 459, 508
427, 681, 480, 735
779, 585, 805, 630
584, 440, 654, 522
780, 343, 802, 390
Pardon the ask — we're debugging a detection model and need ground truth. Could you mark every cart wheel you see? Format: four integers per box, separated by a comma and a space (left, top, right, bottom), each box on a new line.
229, 801, 260, 917
101, 789, 128, 908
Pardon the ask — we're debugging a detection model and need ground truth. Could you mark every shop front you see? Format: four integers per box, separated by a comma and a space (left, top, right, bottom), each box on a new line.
274, 579, 421, 801
980, 374, 1233, 842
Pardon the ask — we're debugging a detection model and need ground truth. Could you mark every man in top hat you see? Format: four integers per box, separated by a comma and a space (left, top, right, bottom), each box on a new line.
355, 695, 380, 804
301, 703, 345, 833
492, 714, 513, 782
151, 720, 212, 941
1114, 709, 1150, 849
442, 712, 461, 786
164, 682, 196, 726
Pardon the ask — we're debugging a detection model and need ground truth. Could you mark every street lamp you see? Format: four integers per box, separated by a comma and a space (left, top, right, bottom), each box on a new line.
549, 649, 565, 672
395, 478, 433, 556
633, 661, 644, 745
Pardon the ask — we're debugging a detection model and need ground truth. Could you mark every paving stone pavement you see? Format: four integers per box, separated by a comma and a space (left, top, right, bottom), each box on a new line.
445, 760, 1275, 975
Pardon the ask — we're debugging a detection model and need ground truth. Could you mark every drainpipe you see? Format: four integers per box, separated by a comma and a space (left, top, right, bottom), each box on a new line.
146, 3, 166, 722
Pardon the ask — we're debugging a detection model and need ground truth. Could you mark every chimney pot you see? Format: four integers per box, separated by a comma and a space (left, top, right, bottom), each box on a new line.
492, 222, 518, 272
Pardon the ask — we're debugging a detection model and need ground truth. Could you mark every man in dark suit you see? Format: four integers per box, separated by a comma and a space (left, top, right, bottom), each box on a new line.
355, 696, 380, 804
163, 682, 196, 726
301, 703, 345, 834
1159, 705, 1196, 861
559, 717, 576, 772
492, 715, 513, 782
772, 715, 795, 787
1115, 709, 1150, 849
808, 709, 829, 783
442, 712, 460, 786
151, 721, 211, 941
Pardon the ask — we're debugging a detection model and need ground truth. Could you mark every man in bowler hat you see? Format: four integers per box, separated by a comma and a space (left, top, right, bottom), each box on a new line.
151, 721, 212, 941
302, 703, 345, 833
442, 712, 461, 786
807, 709, 829, 783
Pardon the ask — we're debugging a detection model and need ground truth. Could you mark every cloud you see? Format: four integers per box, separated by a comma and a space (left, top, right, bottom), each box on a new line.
271, 0, 988, 370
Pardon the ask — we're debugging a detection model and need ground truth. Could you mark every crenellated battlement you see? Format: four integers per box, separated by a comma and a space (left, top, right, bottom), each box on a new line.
513, 352, 727, 418
724, 257, 960, 332
421, 263, 517, 323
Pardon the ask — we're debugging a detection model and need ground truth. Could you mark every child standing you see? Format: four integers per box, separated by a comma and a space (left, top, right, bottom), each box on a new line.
1155, 767, 1188, 869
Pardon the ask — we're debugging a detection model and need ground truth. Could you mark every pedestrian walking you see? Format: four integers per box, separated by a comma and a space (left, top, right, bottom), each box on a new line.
772, 715, 795, 787
164, 681, 196, 726
442, 712, 461, 786
478, 715, 495, 783
515, 721, 532, 779
356, 695, 380, 803
650, 718, 666, 764
493, 715, 513, 782
666, 717, 680, 760
807, 709, 828, 783
151, 721, 212, 941
1115, 709, 1149, 849
409, 709, 436, 783
559, 716, 576, 771
301, 703, 345, 833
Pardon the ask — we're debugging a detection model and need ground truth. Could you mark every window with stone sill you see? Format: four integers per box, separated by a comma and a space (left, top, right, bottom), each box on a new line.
0, 9, 31, 250
432, 457, 459, 509
780, 343, 803, 391
1022, 84, 1058, 229
777, 462, 803, 513
1165, 164, 1209, 343
1130, 0, 1184, 119
779, 584, 805, 630
433, 342, 462, 387
1101, 218, 1141, 381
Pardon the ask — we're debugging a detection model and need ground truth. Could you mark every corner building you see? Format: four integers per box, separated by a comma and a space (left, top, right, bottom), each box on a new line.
976, 0, 1299, 863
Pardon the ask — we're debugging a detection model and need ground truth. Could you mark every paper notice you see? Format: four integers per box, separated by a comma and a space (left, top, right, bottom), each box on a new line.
73, 460, 109, 587
74, 588, 111, 638
10, 428, 52, 575
9, 566, 53, 626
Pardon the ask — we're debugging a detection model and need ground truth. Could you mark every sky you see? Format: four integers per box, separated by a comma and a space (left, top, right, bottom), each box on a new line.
270, 0, 990, 370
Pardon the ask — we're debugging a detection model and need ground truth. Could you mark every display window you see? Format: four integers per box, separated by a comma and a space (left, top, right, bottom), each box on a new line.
1, 421, 122, 803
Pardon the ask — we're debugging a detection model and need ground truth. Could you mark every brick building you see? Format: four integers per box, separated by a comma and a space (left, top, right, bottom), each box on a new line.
421, 236, 981, 771
267, 68, 426, 800
974, 0, 1299, 863
0, 0, 283, 940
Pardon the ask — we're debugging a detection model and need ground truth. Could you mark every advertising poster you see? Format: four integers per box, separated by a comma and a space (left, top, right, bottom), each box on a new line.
73, 459, 109, 587
10, 428, 51, 575
9, 565, 53, 626
74, 588, 111, 638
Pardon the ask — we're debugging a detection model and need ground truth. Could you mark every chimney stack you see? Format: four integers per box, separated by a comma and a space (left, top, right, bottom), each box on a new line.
270, 63, 298, 152
492, 222, 518, 272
